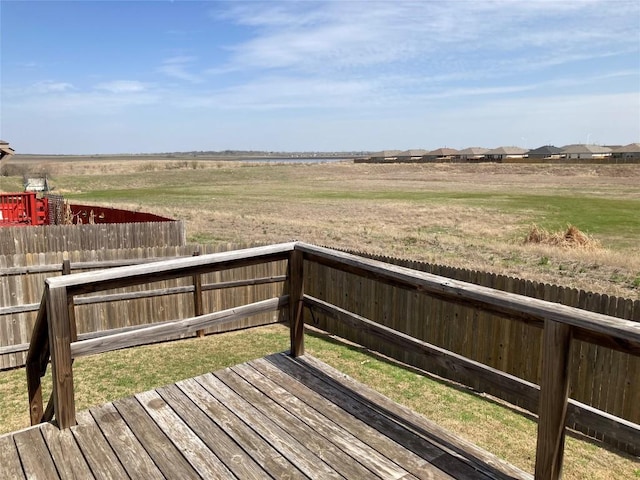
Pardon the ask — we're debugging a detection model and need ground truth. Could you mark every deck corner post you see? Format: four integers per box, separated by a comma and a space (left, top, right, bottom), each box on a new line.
46, 285, 77, 429
535, 319, 573, 480
289, 248, 305, 357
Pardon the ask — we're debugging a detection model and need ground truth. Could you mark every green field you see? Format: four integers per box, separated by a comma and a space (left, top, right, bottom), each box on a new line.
10, 160, 635, 297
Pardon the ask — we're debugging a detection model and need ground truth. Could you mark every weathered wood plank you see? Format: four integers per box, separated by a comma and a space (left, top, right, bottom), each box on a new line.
136, 390, 235, 478
88, 403, 163, 478
284, 354, 533, 480
13, 427, 60, 479
215, 367, 381, 479
250, 356, 442, 480
49, 243, 295, 294
305, 294, 540, 412
46, 285, 76, 429
71, 410, 129, 479
156, 383, 271, 479
265, 355, 458, 470
289, 249, 305, 356
26, 294, 48, 424
296, 243, 640, 354
0, 434, 26, 479
176, 377, 307, 479
251, 356, 446, 480
192, 251, 205, 338
535, 320, 573, 480
71, 295, 288, 357
196, 371, 342, 479
40, 422, 95, 479
234, 362, 420, 480
113, 396, 201, 479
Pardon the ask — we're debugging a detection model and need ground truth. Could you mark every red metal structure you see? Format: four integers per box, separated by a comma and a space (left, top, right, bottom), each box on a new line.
0, 192, 49, 226
0, 140, 50, 226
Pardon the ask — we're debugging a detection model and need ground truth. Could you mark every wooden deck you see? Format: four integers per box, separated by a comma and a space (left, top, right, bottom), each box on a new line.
1, 353, 532, 479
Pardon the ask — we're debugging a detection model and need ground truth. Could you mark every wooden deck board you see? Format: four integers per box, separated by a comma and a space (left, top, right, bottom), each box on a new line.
232, 362, 418, 480
0, 353, 533, 480
72, 410, 130, 480
88, 403, 163, 478
0, 435, 26, 480
196, 371, 343, 479
13, 427, 61, 480
41, 422, 95, 480
156, 383, 270, 479
215, 366, 384, 479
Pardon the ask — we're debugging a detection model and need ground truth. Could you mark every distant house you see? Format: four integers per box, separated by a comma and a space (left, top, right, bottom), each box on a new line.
423, 148, 459, 162
458, 147, 489, 161
483, 146, 528, 162
396, 149, 429, 162
526, 145, 563, 160
368, 150, 402, 162
560, 144, 612, 159
611, 143, 640, 160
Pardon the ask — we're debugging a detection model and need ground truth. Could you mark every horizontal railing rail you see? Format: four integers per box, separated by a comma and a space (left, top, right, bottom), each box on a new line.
25, 241, 639, 480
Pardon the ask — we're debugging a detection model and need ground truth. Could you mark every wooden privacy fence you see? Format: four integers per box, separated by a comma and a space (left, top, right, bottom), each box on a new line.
0, 221, 185, 255
4, 243, 639, 452
25, 242, 640, 480
0, 243, 285, 369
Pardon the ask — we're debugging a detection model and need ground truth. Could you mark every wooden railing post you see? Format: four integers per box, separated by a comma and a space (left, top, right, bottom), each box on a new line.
26, 295, 48, 425
192, 251, 205, 338
46, 284, 76, 429
289, 248, 304, 356
535, 319, 573, 480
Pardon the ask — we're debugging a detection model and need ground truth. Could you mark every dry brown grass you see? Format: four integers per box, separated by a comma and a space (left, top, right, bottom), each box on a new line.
4, 160, 640, 299
525, 224, 602, 249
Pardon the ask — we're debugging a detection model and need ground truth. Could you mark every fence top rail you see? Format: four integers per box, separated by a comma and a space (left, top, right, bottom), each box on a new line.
295, 242, 640, 354
46, 242, 296, 295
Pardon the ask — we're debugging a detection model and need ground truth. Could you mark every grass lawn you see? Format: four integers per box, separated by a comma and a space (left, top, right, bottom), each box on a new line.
6, 160, 636, 297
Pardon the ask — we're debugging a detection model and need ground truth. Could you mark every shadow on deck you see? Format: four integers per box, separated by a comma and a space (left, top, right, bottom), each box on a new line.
1, 353, 531, 479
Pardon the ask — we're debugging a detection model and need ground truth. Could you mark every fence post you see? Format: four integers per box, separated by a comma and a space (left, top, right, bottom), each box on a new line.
192, 251, 205, 338
62, 260, 78, 343
534, 319, 572, 480
46, 284, 76, 429
289, 248, 305, 356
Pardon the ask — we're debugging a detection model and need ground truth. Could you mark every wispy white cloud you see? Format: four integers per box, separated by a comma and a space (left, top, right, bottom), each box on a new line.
31, 81, 75, 93
95, 80, 149, 94
158, 56, 203, 83
213, 0, 638, 77
172, 76, 375, 110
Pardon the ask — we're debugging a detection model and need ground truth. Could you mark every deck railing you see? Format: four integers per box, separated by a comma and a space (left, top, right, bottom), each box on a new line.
26, 242, 640, 480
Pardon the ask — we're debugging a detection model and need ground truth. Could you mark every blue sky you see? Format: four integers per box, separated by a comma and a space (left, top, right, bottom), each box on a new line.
1, 0, 639, 154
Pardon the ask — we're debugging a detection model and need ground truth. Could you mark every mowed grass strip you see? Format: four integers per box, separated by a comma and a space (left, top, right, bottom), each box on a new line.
0, 325, 637, 479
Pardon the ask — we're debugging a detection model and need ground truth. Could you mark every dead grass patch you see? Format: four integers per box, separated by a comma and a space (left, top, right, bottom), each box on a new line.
525, 224, 601, 250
